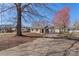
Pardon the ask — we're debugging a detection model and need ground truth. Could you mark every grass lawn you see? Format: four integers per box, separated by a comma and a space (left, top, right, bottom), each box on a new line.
0, 32, 43, 51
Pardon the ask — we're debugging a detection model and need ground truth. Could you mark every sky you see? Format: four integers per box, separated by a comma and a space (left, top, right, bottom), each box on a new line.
0, 3, 79, 27
50, 3, 79, 25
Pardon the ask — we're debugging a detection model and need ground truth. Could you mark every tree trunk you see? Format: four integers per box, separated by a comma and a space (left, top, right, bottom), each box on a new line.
16, 3, 22, 36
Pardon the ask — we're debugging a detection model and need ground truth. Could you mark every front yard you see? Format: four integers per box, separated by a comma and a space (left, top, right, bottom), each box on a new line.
0, 32, 79, 55
0, 32, 44, 51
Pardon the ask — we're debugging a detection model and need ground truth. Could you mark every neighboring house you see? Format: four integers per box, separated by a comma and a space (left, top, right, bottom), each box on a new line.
30, 26, 45, 33
22, 27, 30, 33
0, 25, 71, 34
30, 26, 55, 34
30, 25, 79, 34
0, 25, 15, 33
0, 25, 31, 33
68, 26, 79, 33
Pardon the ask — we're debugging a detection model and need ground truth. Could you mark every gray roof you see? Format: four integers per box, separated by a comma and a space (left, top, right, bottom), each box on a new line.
30, 25, 54, 29
31, 26, 45, 29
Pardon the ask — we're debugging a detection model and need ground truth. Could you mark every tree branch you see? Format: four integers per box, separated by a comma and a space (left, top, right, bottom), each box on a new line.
0, 6, 15, 14
22, 3, 31, 10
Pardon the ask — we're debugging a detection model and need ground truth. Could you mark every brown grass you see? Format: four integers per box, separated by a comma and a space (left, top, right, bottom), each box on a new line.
0, 32, 43, 51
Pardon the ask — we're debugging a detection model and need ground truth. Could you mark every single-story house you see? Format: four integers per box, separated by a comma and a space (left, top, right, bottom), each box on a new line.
30, 26, 55, 34
30, 26, 45, 33
0, 25, 15, 33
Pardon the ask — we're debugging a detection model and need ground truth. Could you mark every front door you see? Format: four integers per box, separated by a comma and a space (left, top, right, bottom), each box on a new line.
45, 29, 49, 33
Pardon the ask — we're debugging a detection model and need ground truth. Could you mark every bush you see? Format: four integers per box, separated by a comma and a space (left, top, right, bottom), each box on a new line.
57, 31, 75, 39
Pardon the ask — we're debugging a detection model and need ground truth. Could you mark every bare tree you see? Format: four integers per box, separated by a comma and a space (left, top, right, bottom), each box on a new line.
0, 3, 56, 36
32, 19, 49, 28
15, 3, 22, 36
